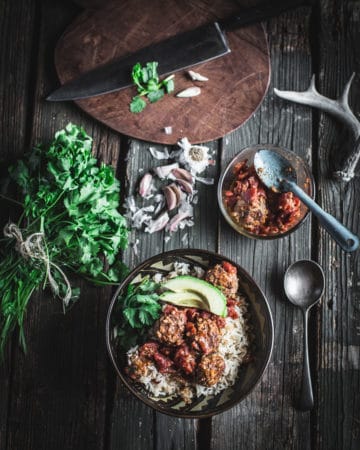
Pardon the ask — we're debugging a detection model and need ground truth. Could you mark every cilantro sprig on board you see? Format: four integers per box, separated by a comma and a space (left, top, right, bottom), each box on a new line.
130, 62, 175, 113
114, 278, 162, 350
0, 124, 129, 356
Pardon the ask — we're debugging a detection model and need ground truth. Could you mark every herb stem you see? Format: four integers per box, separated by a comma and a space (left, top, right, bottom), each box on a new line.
0, 194, 23, 206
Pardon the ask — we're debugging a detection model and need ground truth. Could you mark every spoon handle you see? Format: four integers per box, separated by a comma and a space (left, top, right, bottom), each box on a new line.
285, 180, 359, 252
299, 308, 314, 411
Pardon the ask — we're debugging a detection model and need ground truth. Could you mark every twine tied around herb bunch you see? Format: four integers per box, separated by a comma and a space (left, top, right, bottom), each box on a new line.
3, 222, 72, 307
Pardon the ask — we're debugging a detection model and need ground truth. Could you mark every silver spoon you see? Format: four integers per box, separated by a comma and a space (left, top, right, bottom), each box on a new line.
284, 260, 325, 411
254, 149, 359, 252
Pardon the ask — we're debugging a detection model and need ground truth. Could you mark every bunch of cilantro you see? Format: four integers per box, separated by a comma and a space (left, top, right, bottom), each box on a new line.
113, 278, 162, 350
130, 61, 174, 113
0, 123, 129, 355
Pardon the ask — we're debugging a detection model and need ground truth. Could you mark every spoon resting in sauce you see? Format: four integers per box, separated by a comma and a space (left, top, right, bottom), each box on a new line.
254, 149, 359, 252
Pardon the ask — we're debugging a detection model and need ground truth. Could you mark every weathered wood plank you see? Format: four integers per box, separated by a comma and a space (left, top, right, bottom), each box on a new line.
3, 1, 125, 449
210, 8, 314, 450
108, 136, 220, 450
0, 0, 38, 448
315, 1, 360, 449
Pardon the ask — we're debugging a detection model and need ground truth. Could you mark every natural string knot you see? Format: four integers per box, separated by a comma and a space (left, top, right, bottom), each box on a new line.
3, 222, 72, 307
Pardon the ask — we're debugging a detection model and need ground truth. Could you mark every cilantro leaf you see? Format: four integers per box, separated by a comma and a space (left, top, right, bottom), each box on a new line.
115, 277, 162, 349
164, 78, 174, 94
146, 62, 159, 82
131, 63, 144, 90
147, 89, 164, 103
130, 96, 147, 113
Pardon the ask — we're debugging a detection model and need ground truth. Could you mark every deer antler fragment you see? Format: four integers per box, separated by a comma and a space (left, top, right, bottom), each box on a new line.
274, 73, 360, 181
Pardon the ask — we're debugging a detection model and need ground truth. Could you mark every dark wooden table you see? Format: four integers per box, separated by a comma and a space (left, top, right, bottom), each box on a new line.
0, 1, 359, 449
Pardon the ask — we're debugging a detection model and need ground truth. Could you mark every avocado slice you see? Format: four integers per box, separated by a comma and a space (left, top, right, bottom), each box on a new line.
160, 291, 208, 309
161, 276, 227, 317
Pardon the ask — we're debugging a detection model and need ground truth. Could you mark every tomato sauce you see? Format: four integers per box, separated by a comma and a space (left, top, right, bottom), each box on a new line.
223, 160, 301, 235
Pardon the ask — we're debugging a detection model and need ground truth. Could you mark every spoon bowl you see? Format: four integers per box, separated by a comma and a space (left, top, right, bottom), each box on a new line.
254, 148, 297, 191
284, 259, 325, 411
284, 259, 325, 308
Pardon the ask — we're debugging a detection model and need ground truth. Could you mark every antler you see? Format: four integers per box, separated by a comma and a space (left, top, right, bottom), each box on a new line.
274, 73, 360, 182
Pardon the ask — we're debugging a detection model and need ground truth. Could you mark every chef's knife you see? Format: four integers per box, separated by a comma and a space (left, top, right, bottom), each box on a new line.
47, 0, 310, 101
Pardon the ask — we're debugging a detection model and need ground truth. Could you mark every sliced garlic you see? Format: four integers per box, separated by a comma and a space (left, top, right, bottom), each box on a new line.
176, 87, 201, 98
188, 70, 209, 82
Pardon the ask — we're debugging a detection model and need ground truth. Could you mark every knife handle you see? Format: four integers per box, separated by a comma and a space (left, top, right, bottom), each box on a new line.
219, 0, 312, 31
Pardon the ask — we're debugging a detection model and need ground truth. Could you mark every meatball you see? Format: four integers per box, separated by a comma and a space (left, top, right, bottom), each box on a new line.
205, 262, 238, 297
187, 314, 221, 355
139, 342, 159, 359
197, 353, 225, 386
154, 304, 186, 346
153, 352, 175, 374
174, 344, 197, 375
233, 191, 268, 229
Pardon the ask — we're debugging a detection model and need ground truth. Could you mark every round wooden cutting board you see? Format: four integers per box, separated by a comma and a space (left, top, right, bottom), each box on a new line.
55, 0, 270, 144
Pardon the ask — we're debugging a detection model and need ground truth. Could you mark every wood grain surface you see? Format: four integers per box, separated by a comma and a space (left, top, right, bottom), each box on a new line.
0, 1, 359, 450
54, 0, 270, 144
314, 1, 360, 449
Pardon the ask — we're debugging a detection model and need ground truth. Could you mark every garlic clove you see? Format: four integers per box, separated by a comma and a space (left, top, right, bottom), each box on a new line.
163, 183, 183, 210
176, 87, 201, 98
163, 185, 178, 211
176, 179, 194, 194
188, 70, 209, 82
138, 173, 153, 197
171, 167, 194, 183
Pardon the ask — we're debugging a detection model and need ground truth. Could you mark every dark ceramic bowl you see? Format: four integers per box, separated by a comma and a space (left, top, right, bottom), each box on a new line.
218, 144, 315, 240
106, 249, 274, 418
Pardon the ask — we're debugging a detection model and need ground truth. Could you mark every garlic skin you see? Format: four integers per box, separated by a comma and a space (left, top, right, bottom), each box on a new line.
188, 70, 209, 81
176, 87, 201, 98
166, 202, 193, 233
145, 212, 170, 233
148, 147, 170, 160
153, 163, 179, 179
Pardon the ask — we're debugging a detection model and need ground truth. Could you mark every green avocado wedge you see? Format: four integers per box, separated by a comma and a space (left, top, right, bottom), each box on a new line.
161, 276, 227, 317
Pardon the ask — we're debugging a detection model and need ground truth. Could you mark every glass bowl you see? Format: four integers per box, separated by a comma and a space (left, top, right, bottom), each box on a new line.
217, 144, 315, 240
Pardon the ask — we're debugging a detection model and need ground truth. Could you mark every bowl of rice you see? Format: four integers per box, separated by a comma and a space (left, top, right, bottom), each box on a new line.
218, 144, 315, 240
106, 249, 273, 418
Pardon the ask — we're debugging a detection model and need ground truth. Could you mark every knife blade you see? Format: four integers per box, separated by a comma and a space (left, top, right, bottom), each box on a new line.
47, 0, 310, 101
